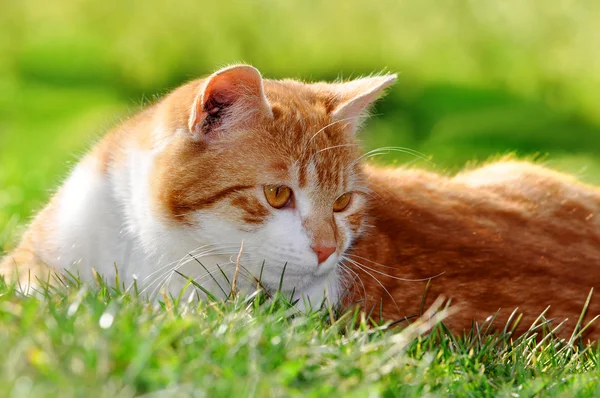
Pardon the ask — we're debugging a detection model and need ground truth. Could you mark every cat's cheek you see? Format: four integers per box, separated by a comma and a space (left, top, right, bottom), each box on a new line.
333, 210, 363, 251
245, 210, 329, 287
345, 211, 365, 236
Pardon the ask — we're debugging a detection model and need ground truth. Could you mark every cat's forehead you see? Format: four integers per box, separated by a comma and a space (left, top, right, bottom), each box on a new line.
264, 80, 331, 123
250, 80, 363, 191
261, 79, 352, 142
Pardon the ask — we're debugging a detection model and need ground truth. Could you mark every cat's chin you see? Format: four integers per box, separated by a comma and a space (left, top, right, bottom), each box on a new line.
289, 269, 342, 311
315, 255, 340, 276
256, 260, 341, 311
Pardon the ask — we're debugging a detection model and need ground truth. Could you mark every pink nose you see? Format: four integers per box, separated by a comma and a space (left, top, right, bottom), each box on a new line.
311, 245, 336, 264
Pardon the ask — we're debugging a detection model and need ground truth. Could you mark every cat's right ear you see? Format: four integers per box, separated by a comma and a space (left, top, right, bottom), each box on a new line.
328, 74, 397, 133
188, 65, 273, 140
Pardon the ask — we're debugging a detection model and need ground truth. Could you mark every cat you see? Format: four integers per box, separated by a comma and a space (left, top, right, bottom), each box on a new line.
2, 64, 599, 339
0, 64, 392, 309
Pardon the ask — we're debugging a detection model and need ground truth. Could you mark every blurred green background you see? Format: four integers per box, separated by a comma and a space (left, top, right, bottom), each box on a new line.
1, 0, 600, 252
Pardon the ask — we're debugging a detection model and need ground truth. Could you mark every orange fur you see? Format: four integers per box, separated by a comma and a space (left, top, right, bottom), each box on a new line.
348, 162, 600, 339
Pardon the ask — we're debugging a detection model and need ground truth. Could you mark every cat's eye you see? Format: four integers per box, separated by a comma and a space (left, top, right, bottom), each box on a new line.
333, 193, 352, 212
264, 185, 293, 209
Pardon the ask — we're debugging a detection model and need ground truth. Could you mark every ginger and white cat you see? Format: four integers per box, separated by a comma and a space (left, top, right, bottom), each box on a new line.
2, 65, 600, 338
1, 65, 391, 308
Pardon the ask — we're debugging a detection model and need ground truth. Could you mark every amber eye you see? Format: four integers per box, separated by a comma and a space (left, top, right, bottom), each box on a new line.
264, 185, 293, 209
333, 193, 352, 212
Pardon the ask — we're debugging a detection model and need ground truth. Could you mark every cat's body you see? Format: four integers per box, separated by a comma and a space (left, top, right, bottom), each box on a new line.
2, 65, 600, 339
352, 163, 600, 338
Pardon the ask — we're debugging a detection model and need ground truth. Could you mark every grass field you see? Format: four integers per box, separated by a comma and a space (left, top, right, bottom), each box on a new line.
2, 276, 600, 397
2, 0, 600, 396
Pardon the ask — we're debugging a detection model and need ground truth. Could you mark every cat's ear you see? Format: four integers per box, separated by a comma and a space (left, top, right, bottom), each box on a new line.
188, 65, 273, 139
329, 74, 397, 133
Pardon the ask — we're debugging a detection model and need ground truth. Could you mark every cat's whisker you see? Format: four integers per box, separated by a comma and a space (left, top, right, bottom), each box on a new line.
314, 143, 361, 155
190, 262, 254, 286
141, 244, 228, 283
149, 258, 245, 301
141, 243, 254, 284
192, 263, 254, 284
343, 255, 445, 282
402, 157, 425, 168
159, 251, 251, 296
160, 246, 258, 289
186, 243, 249, 256
153, 261, 257, 302
300, 115, 365, 161
344, 253, 398, 270
348, 146, 434, 171
336, 265, 353, 298
339, 261, 367, 303
368, 146, 432, 161
141, 248, 251, 297
342, 257, 401, 312
142, 255, 200, 295
186, 243, 259, 257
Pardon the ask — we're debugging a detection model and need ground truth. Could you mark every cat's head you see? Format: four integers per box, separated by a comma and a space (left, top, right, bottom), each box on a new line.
152, 65, 395, 299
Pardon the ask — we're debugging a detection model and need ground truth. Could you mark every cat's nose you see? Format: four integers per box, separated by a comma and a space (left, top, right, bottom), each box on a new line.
311, 245, 336, 264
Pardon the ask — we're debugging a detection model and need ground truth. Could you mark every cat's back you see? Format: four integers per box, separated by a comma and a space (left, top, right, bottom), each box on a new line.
365, 160, 600, 237
455, 160, 600, 215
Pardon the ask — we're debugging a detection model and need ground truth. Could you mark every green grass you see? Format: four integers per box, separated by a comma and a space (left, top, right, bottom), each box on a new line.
2, 0, 600, 395
1, 275, 599, 397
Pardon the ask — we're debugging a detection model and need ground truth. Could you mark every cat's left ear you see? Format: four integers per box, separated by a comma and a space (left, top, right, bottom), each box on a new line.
188, 65, 273, 140
329, 74, 397, 133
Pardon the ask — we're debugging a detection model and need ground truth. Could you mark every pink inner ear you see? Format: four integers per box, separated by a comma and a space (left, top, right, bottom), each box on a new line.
333, 95, 374, 121
189, 65, 273, 136
207, 106, 220, 115
202, 80, 241, 111
330, 75, 397, 129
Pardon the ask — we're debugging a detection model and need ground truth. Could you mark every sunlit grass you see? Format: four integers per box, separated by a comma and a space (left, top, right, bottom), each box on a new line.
1, 273, 599, 397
